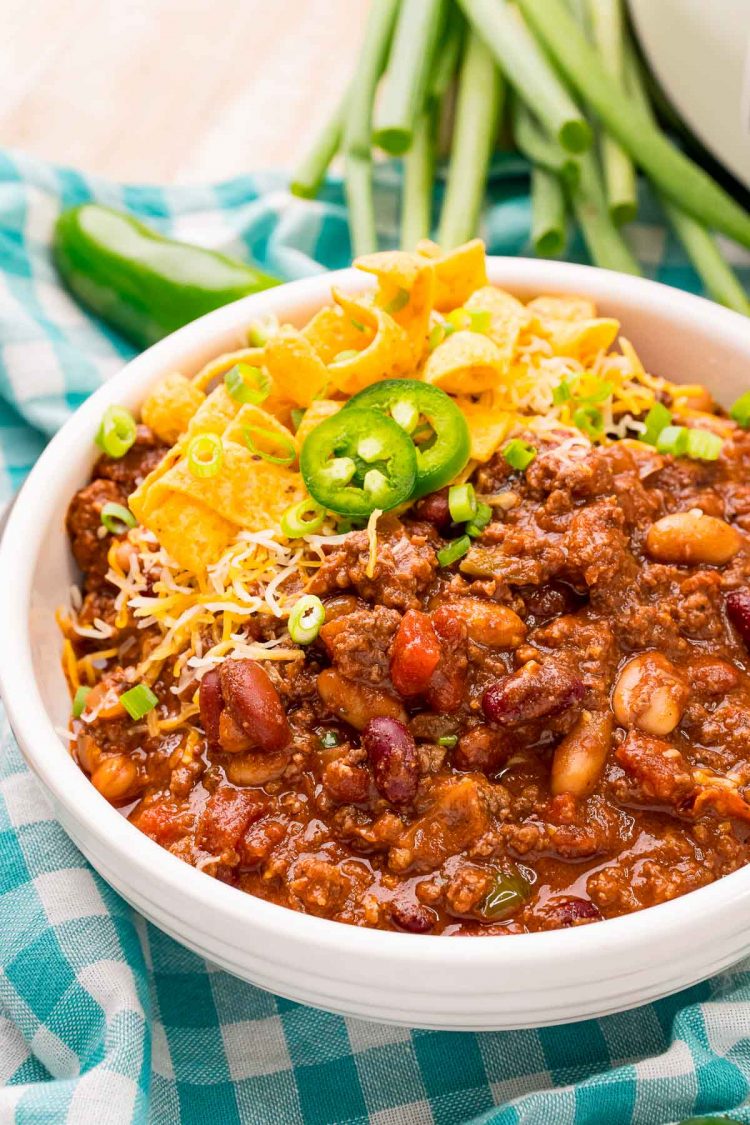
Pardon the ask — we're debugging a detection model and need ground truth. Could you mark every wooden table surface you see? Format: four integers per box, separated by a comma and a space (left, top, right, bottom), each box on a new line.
0, 0, 368, 183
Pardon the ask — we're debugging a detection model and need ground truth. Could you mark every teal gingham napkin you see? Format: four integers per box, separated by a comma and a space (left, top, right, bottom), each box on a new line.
3, 147, 750, 1125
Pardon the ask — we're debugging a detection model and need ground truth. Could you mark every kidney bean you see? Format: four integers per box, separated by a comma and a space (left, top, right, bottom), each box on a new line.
362, 716, 420, 805
219, 659, 290, 754
413, 488, 451, 530
390, 610, 441, 696
546, 897, 601, 927
389, 898, 437, 933
199, 668, 224, 747
482, 659, 584, 726
727, 589, 750, 650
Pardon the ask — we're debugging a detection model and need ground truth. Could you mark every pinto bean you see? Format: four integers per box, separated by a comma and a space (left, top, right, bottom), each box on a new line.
219, 659, 290, 753
726, 590, 750, 650
199, 668, 223, 746
447, 598, 526, 648
317, 668, 407, 730
390, 610, 441, 696
218, 710, 253, 753
482, 659, 584, 727
645, 510, 741, 565
362, 717, 420, 805
224, 748, 290, 787
454, 725, 508, 773
612, 652, 689, 736
551, 710, 613, 798
76, 732, 103, 775
91, 754, 138, 800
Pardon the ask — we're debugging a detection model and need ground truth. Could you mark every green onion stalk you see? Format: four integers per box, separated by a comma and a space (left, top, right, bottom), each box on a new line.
457, 0, 591, 154
531, 165, 567, 257
289, 99, 344, 200
341, 0, 400, 255
568, 147, 641, 274
586, 0, 637, 226
437, 30, 504, 249
511, 98, 580, 187
516, 0, 750, 250
374, 0, 447, 156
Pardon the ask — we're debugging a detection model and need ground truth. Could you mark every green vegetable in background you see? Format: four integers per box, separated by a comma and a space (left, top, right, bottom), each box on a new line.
53, 204, 281, 350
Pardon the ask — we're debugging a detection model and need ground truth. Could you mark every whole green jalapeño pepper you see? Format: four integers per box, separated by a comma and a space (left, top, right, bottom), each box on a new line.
53, 204, 281, 349
344, 379, 471, 498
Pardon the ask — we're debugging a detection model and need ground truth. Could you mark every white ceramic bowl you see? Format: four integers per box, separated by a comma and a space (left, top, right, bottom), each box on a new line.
3, 258, 750, 1032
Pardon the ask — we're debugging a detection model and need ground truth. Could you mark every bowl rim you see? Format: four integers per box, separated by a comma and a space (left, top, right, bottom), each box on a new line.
3, 255, 750, 972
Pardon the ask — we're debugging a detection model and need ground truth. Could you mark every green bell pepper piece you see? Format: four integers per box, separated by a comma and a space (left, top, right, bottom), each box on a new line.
53, 204, 281, 350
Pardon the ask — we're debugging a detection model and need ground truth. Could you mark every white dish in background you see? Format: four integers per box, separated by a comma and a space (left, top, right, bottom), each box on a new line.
2, 258, 750, 1031
628, 0, 750, 191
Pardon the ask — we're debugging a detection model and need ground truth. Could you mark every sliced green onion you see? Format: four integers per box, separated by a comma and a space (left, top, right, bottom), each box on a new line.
467, 501, 492, 538
446, 308, 470, 331
448, 482, 478, 523
552, 380, 572, 405
438, 734, 458, 748
504, 439, 537, 470
319, 730, 340, 749
437, 535, 471, 567
573, 405, 604, 439
656, 425, 689, 456
468, 310, 492, 334
224, 363, 271, 406
281, 499, 326, 538
686, 429, 723, 462
244, 426, 296, 466
291, 408, 305, 432
385, 288, 410, 315
95, 406, 137, 459
363, 468, 391, 504
579, 379, 614, 404
391, 399, 420, 433
429, 323, 446, 351
730, 391, 750, 429
246, 315, 279, 347
72, 685, 92, 719
187, 433, 224, 479
332, 349, 360, 364
100, 502, 137, 535
120, 684, 158, 721
288, 594, 326, 645
640, 402, 672, 446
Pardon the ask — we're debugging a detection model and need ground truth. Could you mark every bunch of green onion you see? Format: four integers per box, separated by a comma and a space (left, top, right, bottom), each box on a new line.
290, 0, 750, 316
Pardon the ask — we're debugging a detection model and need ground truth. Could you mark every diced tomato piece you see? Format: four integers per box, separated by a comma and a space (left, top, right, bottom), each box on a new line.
195, 787, 268, 853
390, 610, 441, 697
129, 799, 193, 847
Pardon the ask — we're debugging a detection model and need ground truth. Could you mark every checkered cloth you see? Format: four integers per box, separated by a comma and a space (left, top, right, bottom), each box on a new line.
3, 147, 750, 1125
